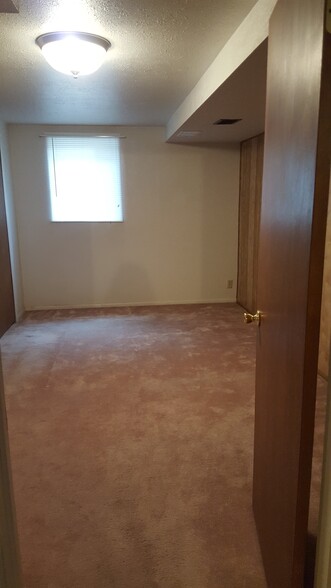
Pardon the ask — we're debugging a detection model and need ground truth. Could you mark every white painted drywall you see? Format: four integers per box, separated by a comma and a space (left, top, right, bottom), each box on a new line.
0, 122, 23, 320
8, 125, 240, 310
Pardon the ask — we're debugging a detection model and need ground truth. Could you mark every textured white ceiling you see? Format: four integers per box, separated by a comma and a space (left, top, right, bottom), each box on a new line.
0, 0, 258, 125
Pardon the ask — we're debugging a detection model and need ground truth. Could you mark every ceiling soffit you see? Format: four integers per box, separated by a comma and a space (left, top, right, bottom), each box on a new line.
0, 0, 18, 13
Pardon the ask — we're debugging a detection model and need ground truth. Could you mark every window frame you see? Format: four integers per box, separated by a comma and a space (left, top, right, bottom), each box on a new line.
45, 134, 124, 223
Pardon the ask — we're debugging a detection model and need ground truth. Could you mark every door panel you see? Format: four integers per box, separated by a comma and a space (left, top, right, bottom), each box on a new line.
0, 153, 15, 337
237, 134, 264, 313
253, 0, 331, 587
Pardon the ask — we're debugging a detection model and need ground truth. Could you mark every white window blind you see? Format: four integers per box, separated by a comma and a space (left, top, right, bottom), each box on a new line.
46, 136, 123, 222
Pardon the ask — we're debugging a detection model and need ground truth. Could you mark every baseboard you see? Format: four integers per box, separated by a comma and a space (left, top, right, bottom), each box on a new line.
25, 298, 237, 311
15, 309, 25, 323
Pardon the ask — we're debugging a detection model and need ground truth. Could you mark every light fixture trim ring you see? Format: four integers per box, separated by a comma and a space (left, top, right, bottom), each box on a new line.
35, 31, 111, 52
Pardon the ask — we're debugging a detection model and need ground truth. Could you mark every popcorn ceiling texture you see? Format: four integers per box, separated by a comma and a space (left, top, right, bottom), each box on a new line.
0, 0, 257, 125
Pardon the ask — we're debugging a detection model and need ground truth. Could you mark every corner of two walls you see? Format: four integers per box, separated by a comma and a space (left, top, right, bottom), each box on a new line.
0, 122, 24, 321
7, 125, 240, 311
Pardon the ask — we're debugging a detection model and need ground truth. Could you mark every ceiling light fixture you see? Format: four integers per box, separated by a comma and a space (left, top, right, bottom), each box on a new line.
36, 31, 111, 78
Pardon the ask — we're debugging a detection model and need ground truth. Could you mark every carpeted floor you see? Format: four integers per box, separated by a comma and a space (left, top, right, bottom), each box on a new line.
0, 303, 327, 588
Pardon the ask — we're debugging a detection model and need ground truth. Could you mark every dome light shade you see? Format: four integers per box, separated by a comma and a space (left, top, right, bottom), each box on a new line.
36, 32, 111, 77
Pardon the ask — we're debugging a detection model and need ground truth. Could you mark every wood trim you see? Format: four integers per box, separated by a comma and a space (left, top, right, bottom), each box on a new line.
0, 353, 22, 586
237, 133, 264, 313
0, 153, 15, 337
315, 341, 331, 587
315, 371, 331, 588
301, 11, 331, 584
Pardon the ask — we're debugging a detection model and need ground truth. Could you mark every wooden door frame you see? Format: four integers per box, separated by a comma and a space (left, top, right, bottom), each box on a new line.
0, 151, 16, 337
0, 351, 22, 587
237, 133, 264, 313
315, 341, 331, 587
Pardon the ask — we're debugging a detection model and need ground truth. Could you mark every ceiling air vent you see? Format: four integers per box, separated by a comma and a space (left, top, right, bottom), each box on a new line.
214, 118, 242, 125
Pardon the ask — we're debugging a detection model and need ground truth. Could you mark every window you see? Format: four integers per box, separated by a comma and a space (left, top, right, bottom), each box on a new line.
46, 136, 123, 222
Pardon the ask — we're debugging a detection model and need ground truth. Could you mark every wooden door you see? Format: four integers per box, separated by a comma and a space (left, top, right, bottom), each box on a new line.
0, 153, 15, 337
252, 0, 331, 586
237, 134, 264, 313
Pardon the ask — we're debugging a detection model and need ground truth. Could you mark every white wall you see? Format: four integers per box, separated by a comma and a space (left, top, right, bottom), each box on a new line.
0, 122, 23, 320
8, 125, 240, 310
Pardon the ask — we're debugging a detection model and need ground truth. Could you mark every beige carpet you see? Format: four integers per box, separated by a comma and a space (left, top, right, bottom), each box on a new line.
0, 303, 326, 588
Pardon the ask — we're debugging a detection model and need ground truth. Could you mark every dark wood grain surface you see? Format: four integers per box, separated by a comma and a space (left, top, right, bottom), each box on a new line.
0, 354, 22, 587
252, 0, 331, 586
237, 133, 264, 313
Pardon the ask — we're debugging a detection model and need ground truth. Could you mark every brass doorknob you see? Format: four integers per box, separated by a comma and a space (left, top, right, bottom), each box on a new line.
243, 311, 261, 326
